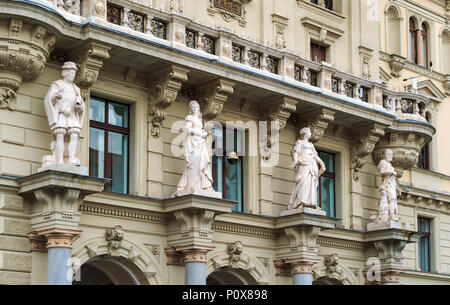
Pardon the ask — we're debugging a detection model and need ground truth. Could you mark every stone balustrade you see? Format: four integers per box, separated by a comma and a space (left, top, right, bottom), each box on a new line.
25, 0, 432, 125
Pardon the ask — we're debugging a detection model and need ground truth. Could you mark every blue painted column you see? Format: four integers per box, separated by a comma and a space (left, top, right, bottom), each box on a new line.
292, 261, 315, 285
43, 230, 80, 285
184, 250, 208, 285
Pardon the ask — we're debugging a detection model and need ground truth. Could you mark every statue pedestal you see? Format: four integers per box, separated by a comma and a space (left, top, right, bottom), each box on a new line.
37, 163, 88, 176
280, 207, 326, 217
367, 220, 411, 232
172, 189, 222, 199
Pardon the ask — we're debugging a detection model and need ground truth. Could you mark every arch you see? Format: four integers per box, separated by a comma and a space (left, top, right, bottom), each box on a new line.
206, 250, 270, 285
73, 255, 149, 285
207, 267, 259, 285
385, 4, 402, 55
440, 27, 450, 74
72, 237, 163, 285
312, 256, 360, 285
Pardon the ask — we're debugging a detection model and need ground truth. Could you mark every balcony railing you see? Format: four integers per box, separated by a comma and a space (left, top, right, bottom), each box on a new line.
28, 0, 431, 123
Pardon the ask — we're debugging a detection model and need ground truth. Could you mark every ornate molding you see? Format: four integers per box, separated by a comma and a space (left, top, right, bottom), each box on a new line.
212, 223, 278, 239
105, 225, 124, 256
265, 97, 298, 130
227, 241, 243, 268
388, 54, 406, 77
79, 204, 169, 224
164, 246, 186, 266
28, 232, 47, 252
272, 14, 289, 49
148, 65, 189, 138
37, 228, 82, 249
0, 19, 56, 110
296, 108, 335, 143
312, 254, 360, 285
197, 78, 235, 121
350, 124, 386, 181
207, 0, 252, 27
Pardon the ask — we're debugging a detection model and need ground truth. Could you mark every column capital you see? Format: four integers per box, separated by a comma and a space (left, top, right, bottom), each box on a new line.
38, 228, 82, 249
290, 259, 318, 275
180, 245, 215, 263
28, 232, 47, 252
380, 268, 402, 285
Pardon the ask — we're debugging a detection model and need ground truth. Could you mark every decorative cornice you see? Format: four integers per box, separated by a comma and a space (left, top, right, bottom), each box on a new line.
317, 237, 366, 250
79, 204, 168, 224
212, 223, 278, 239
197, 78, 235, 121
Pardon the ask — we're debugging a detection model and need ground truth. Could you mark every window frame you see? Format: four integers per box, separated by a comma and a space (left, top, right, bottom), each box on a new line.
418, 217, 431, 272
409, 18, 418, 64
89, 97, 131, 194
310, 42, 327, 63
318, 150, 336, 218
212, 127, 245, 212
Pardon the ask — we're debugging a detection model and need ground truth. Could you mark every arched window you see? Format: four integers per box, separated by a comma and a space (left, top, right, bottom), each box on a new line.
409, 18, 418, 63
421, 23, 429, 68
386, 6, 401, 55
441, 29, 450, 74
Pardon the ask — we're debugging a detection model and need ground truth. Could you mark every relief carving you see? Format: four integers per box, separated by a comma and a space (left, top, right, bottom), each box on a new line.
105, 225, 124, 256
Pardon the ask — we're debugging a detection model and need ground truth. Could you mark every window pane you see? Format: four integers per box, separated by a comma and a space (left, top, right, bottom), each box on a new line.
89, 128, 105, 178
319, 151, 334, 174
225, 158, 242, 212
212, 127, 223, 156
212, 156, 223, 193
320, 176, 335, 217
420, 237, 430, 272
89, 98, 105, 123
108, 102, 129, 128
107, 131, 128, 194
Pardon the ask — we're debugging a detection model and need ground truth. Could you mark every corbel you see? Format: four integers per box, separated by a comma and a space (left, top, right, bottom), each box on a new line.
264, 96, 298, 131
296, 108, 335, 143
197, 78, 235, 121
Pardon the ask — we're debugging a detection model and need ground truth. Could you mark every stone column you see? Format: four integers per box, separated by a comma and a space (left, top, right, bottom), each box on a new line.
181, 247, 213, 285
275, 213, 338, 285
18, 171, 105, 286
40, 228, 81, 285
291, 260, 316, 285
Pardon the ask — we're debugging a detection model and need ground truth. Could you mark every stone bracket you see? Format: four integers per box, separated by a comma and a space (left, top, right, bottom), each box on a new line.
70, 41, 111, 97
296, 108, 335, 143
0, 19, 56, 110
197, 78, 235, 121
148, 65, 189, 138
264, 97, 298, 131
350, 123, 386, 181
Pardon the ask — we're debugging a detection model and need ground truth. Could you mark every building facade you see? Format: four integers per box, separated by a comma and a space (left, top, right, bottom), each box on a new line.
0, 0, 449, 285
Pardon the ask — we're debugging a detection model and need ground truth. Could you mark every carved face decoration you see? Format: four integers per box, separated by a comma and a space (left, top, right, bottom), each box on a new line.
299, 127, 312, 140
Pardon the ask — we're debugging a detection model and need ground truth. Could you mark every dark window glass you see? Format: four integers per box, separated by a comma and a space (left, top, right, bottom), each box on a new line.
418, 217, 431, 272
89, 97, 130, 194
417, 143, 430, 170
318, 151, 336, 217
409, 18, 417, 63
212, 127, 244, 212
311, 43, 326, 63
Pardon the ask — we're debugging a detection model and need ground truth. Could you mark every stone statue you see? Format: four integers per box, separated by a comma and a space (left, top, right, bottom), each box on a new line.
172, 100, 220, 198
40, 62, 85, 170
288, 127, 326, 210
371, 149, 399, 223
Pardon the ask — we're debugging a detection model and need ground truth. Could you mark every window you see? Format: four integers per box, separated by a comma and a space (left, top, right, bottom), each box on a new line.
212, 127, 244, 212
418, 217, 431, 272
310, 43, 326, 63
417, 143, 430, 170
310, 0, 333, 10
409, 18, 417, 64
318, 151, 335, 217
89, 97, 130, 194
421, 23, 429, 68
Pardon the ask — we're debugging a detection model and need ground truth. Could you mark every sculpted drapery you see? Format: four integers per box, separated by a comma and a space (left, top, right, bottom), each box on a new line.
173, 100, 214, 196
288, 127, 326, 210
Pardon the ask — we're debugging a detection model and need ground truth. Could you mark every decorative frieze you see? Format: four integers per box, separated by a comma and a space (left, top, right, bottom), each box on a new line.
199, 35, 216, 54
247, 50, 261, 69
128, 11, 145, 32
79, 204, 169, 224
232, 44, 244, 63
272, 14, 289, 50
197, 78, 235, 120
0, 19, 56, 110
151, 19, 167, 39
266, 57, 278, 74
185, 29, 196, 48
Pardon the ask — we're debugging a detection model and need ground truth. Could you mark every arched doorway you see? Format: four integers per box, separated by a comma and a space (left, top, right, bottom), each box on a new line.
313, 276, 343, 285
207, 267, 258, 285
73, 255, 150, 285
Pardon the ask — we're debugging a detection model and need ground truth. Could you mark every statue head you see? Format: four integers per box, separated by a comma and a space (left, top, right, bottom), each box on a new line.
299, 127, 312, 140
61, 61, 78, 82
189, 100, 201, 116
384, 149, 393, 162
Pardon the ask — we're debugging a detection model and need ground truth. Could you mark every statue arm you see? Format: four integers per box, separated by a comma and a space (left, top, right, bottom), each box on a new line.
43, 82, 59, 127
185, 118, 207, 138
290, 141, 301, 168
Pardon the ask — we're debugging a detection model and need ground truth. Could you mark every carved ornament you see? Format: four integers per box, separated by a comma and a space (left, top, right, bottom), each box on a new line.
265, 97, 298, 130
197, 78, 235, 121
296, 108, 335, 143
105, 225, 124, 256
227, 241, 243, 268
207, 0, 252, 27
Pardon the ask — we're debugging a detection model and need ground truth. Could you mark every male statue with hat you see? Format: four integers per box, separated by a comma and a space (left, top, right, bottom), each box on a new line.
40, 61, 85, 171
